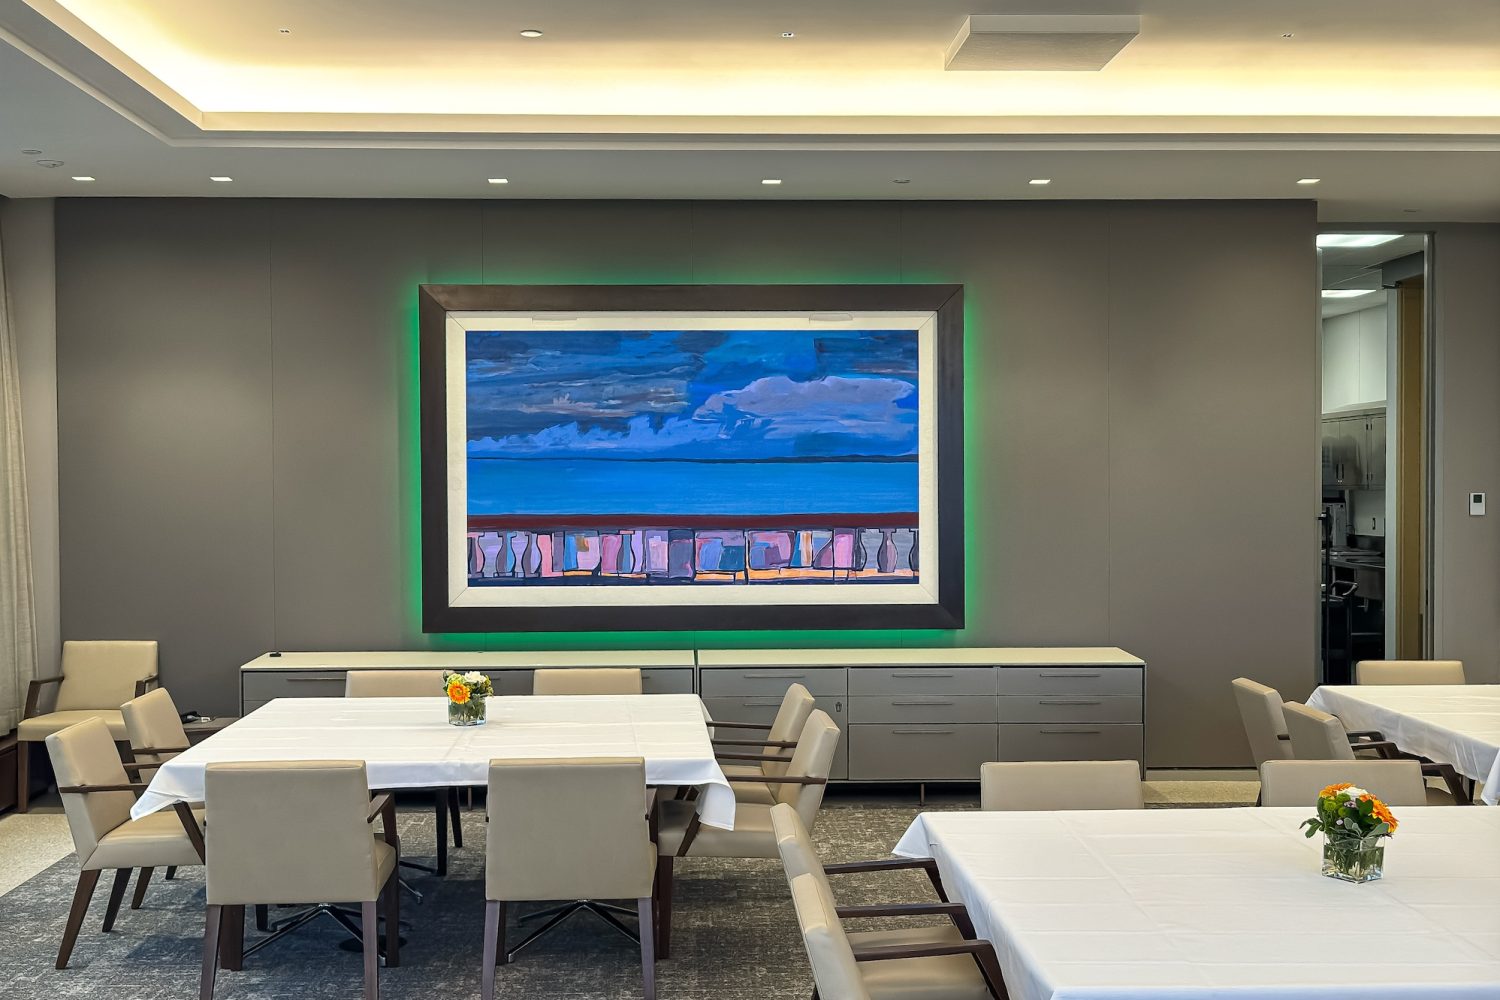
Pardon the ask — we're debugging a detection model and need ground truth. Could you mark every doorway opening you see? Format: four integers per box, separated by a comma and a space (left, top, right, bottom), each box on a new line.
1317, 232, 1431, 684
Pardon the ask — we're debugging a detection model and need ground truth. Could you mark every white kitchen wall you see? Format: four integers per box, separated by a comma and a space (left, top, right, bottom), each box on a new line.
1322, 302, 1388, 412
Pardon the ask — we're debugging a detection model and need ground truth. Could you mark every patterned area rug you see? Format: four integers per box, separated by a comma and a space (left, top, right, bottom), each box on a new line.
0, 787, 1251, 999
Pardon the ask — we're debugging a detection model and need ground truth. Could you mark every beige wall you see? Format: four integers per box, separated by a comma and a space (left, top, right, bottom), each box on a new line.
0, 197, 59, 679
51, 198, 1322, 766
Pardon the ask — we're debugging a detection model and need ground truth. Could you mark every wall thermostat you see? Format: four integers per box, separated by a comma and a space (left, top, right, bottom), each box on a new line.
1470, 492, 1486, 516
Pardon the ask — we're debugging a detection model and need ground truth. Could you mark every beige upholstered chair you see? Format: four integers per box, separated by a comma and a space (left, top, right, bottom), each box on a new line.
1282, 701, 1464, 803
979, 760, 1144, 811
1259, 760, 1433, 807
655, 709, 840, 957
482, 758, 658, 1000
532, 667, 643, 695
120, 687, 195, 906
17, 640, 159, 812
1231, 677, 1295, 768
44, 717, 205, 969
712, 682, 816, 805
1355, 659, 1466, 686
787, 872, 1002, 1000
200, 761, 400, 1000
344, 670, 463, 875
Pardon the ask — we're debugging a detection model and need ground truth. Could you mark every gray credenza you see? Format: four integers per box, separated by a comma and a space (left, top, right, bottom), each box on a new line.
239, 646, 1146, 782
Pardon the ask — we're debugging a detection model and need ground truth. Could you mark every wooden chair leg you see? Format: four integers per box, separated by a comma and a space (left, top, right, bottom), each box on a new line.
165, 866, 178, 880
637, 896, 657, 1000
131, 867, 154, 910
656, 856, 673, 960
361, 900, 380, 1000
383, 875, 400, 967
218, 905, 244, 971
448, 787, 464, 848
255, 904, 270, 932
56, 869, 101, 968
102, 868, 132, 931
16, 740, 30, 813
435, 796, 449, 876
200, 905, 223, 1000
481, 899, 502, 1000
973, 940, 1011, 999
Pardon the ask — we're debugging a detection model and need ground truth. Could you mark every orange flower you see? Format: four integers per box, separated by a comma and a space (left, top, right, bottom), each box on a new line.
1362, 794, 1399, 834
447, 681, 470, 705
1319, 782, 1354, 799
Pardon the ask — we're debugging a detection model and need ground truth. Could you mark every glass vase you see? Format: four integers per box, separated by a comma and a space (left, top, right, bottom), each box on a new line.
1322, 834, 1385, 883
448, 696, 487, 727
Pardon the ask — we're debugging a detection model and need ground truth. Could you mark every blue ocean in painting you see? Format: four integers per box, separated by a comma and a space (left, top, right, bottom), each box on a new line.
465, 328, 919, 517
468, 458, 917, 516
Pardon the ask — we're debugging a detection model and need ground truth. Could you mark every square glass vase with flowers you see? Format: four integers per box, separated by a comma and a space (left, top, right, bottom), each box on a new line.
445, 671, 494, 726
1301, 782, 1399, 883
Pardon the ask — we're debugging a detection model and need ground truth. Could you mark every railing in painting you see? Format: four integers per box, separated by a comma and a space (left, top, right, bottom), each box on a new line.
466, 514, 919, 585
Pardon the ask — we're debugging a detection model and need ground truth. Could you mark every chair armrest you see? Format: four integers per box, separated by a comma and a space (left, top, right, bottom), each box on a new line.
1346, 730, 1385, 741
23, 676, 66, 719
57, 782, 150, 794
367, 793, 399, 847
727, 775, 827, 786
711, 738, 797, 749
130, 745, 189, 756
121, 761, 163, 772
852, 939, 992, 963
174, 801, 206, 861
824, 857, 938, 876
1351, 740, 1401, 758
1421, 762, 1473, 803
367, 792, 395, 824
716, 752, 794, 763
707, 721, 773, 731
134, 674, 161, 697
837, 902, 968, 920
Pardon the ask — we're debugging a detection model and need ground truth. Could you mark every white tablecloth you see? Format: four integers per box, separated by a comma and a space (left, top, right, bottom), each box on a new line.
131, 695, 735, 829
1307, 685, 1500, 804
893, 807, 1500, 1000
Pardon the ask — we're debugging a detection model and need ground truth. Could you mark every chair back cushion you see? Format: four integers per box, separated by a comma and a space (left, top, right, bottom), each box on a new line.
486, 757, 655, 902
789, 873, 870, 1000
55, 640, 158, 712
1282, 701, 1356, 761
344, 669, 447, 697
771, 801, 827, 884
1355, 660, 1466, 686
1231, 678, 1291, 767
763, 683, 817, 778
979, 760, 1144, 811
532, 668, 643, 696
1259, 759, 1429, 807
775, 710, 841, 829
120, 687, 189, 780
204, 760, 379, 905
45, 717, 134, 867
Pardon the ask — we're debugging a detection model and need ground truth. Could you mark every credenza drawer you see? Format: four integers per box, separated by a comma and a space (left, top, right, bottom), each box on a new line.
480, 671, 534, 696
998, 695, 1142, 724
847, 724, 997, 781
996, 667, 1142, 697
699, 667, 846, 698
848, 695, 996, 725
996, 723, 1143, 762
641, 668, 696, 694
242, 671, 348, 702
848, 667, 995, 696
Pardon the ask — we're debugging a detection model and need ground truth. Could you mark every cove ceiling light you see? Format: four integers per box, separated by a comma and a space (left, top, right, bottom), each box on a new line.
1321, 289, 1378, 299
1316, 234, 1401, 248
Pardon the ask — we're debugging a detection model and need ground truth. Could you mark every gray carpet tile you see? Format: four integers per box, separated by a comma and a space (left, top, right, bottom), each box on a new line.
0, 786, 1246, 999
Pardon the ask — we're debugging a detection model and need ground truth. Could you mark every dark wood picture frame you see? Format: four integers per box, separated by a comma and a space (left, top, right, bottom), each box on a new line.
419, 283, 964, 632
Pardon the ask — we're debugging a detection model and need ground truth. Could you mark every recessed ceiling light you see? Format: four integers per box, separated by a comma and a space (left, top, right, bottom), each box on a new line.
519, 29, 543, 38
761, 178, 783, 185
892, 178, 911, 185
1321, 289, 1378, 299
1282, 33, 1295, 38
781, 31, 795, 38
21, 148, 42, 155
36, 159, 63, 168
1028, 178, 1051, 185
488, 177, 509, 185
277, 27, 290, 34
1297, 178, 1321, 185
71, 175, 95, 182
210, 176, 233, 183
1316, 233, 1401, 249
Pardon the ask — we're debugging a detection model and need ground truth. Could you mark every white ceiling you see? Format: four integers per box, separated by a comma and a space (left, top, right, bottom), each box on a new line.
1, 0, 1498, 217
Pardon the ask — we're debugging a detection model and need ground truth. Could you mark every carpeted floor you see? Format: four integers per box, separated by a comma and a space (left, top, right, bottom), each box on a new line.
0, 786, 1254, 999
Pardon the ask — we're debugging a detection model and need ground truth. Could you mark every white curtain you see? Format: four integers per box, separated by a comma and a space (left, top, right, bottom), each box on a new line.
0, 210, 38, 733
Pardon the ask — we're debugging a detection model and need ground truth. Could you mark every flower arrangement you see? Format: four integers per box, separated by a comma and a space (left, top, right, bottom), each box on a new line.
444, 671, 493, 726
1301, 782, 1398, 883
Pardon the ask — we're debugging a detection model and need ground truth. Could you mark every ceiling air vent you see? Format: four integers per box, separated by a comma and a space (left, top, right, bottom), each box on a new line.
945, 14, 1140, 71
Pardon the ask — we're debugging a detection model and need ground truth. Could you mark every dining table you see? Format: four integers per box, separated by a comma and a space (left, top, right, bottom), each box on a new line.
1307, 684, 1500, 804
130, 694, 736, 829
893, 805, 1500, 1000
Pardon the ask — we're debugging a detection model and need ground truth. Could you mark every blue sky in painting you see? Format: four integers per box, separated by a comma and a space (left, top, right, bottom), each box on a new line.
465, 329, 918, 462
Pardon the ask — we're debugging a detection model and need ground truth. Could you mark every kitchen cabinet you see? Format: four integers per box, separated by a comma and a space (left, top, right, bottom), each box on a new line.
1362, 413, 1386, 489
1321, 411, 1385, 490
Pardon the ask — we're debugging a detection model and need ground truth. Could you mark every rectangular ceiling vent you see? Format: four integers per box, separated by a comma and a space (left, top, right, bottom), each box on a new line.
945, 14, 1141, 72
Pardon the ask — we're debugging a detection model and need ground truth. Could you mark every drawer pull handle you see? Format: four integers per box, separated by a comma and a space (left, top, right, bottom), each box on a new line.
741, 672, 808, 680
891, 728, 955, 735
891, 699, 955, 706
285, 677, 337, 683
1039, 728, 1102, 735
741, 698, 783, 707
1038, 699, 1103, 706
1038, 672, 1102, 678
891, 671, 953, 678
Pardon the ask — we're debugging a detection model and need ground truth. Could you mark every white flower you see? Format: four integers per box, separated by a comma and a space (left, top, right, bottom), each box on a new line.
462, 671, 486, 684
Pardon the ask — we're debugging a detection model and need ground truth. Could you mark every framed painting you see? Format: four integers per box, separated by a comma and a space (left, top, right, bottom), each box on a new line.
419, 284, 964, 632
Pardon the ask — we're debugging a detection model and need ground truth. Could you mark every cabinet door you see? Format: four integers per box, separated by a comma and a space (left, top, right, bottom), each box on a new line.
1334, 418, 1363, 487
1363, 414, 1386, 489
1320, 420, 1339, 487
